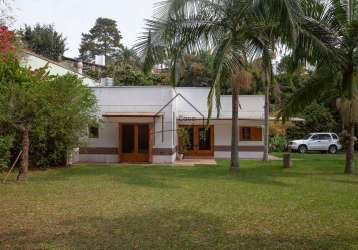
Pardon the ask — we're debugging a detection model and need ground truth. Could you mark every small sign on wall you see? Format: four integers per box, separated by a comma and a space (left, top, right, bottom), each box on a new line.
178, 115, 197, 121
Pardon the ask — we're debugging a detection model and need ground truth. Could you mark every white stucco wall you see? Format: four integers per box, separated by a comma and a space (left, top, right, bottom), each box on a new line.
81, 87, 177, 164
79, 86, 265, 163
175, 87, 265, 120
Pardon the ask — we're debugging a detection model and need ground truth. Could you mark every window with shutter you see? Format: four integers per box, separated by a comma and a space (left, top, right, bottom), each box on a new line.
240, 127, 262, 141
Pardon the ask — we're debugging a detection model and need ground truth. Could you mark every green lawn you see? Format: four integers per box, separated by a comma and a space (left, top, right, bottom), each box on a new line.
1, 154, 358, 249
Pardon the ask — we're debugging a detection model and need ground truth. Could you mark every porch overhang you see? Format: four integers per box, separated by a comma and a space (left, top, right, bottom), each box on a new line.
102, 112, 163, 118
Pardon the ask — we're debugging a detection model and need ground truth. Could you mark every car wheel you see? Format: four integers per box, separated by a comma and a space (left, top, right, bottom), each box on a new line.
328, 145, 337, 154
298, 145, 307, 154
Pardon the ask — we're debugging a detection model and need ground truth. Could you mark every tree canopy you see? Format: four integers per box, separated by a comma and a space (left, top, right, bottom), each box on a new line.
79, 17, 123, 63
19, 24, 67, 61
0, 56, 97, 181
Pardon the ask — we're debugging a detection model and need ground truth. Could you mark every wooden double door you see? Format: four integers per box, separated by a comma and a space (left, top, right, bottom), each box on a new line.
118, 123, 152, 163
179, 125, 214, 157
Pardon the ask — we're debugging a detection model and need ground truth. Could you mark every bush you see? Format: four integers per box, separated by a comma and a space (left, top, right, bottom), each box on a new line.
269, 135, 287, 152
0, 135, 13, 171
26, 74, 97, 167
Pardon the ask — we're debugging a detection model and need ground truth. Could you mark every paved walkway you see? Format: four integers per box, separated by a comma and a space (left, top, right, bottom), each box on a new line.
175, 158, 217, 166
268, 155, 282, 161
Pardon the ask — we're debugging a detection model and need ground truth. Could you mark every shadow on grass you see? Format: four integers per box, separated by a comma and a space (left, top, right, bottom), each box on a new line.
0, 209, 355, 249
26, 153, 356, 190
28, 161, 341, 190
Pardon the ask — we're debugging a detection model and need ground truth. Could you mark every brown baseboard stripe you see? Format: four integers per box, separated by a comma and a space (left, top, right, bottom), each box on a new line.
79, 147, 118, 155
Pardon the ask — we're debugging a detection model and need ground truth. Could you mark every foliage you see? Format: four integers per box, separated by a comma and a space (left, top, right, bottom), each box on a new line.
0, 135, 13, 171
0, 25, 15, 56
269, 121, 295, 137
79, 17, 123, 63
0, 57, 97, 172
177, 128, 190, 154
19, 24, 66, 61
28, 74, 98, 167
112, 63, 149, 85
0, 56, 46, 130
279, 0, 358, 172
286, 102, 337, 140
117, 46, 142, 68
178, 52, 214, 87
269, 135, 287, 152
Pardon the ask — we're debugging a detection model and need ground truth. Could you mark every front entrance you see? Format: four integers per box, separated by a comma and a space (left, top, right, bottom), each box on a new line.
179, 125, 214, 157
118, 124, 152, 163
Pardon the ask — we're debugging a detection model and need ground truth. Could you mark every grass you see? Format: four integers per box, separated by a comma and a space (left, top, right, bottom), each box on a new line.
0, 153, 358, 249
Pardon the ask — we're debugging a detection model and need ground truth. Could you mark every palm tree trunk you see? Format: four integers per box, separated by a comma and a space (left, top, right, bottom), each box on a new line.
344, 1, 355, 174
263, 75, 270, 161
17, 126, 29, 182
344, 64, 355, 174
345, 122, 355, 174
230, 85, 240, 171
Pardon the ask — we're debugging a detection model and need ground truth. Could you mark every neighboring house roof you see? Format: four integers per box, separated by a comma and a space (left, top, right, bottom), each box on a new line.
62, 56, 106, 69
20, 50, 100, 87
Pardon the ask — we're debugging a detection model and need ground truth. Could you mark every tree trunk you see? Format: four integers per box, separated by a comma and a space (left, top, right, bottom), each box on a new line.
344, 63, 355, 174
263, 76, 270, 161
17, 126, 29, 182
230, 85, 240, 172
345, 122, 355, 174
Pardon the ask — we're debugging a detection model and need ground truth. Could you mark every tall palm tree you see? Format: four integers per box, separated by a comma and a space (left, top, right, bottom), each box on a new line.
134, 0, 336, 171
280, 0, 357, 174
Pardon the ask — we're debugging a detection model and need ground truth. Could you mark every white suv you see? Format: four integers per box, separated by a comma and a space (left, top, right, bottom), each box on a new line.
288, 133, 342, 154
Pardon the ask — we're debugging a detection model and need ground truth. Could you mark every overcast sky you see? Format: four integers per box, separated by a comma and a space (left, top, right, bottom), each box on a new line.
13, 0, 158, 57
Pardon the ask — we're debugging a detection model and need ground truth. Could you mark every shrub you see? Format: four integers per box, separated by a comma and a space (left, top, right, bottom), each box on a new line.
269, 135, 288, 153
177, 128, 190, 154
0, 135, 13, 171
26, 74, 97, 167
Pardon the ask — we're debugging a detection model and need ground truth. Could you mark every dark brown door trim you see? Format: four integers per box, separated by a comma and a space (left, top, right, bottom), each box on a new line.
118, 123, 153, 163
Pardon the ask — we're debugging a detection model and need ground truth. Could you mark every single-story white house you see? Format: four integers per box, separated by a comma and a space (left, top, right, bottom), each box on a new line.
79, 86, 265, 164
19, 51, 266, 164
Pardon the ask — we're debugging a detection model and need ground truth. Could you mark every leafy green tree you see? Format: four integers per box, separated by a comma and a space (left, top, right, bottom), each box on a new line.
0, 58, 49, 181
135, 0, 333, 171
179, 52, 214, 87
0, 57, 97, 181
287, 102, 338, 140
79, 17, 123, 63
28, 74, 97, 167
19, 24, 67, 61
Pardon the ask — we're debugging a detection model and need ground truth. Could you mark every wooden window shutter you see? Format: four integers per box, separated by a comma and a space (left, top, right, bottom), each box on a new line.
240, 127, 244, 140
251, 127, 262, 141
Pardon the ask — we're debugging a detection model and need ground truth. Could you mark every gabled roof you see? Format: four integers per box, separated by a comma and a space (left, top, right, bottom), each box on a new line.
21, 50, 99, 86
